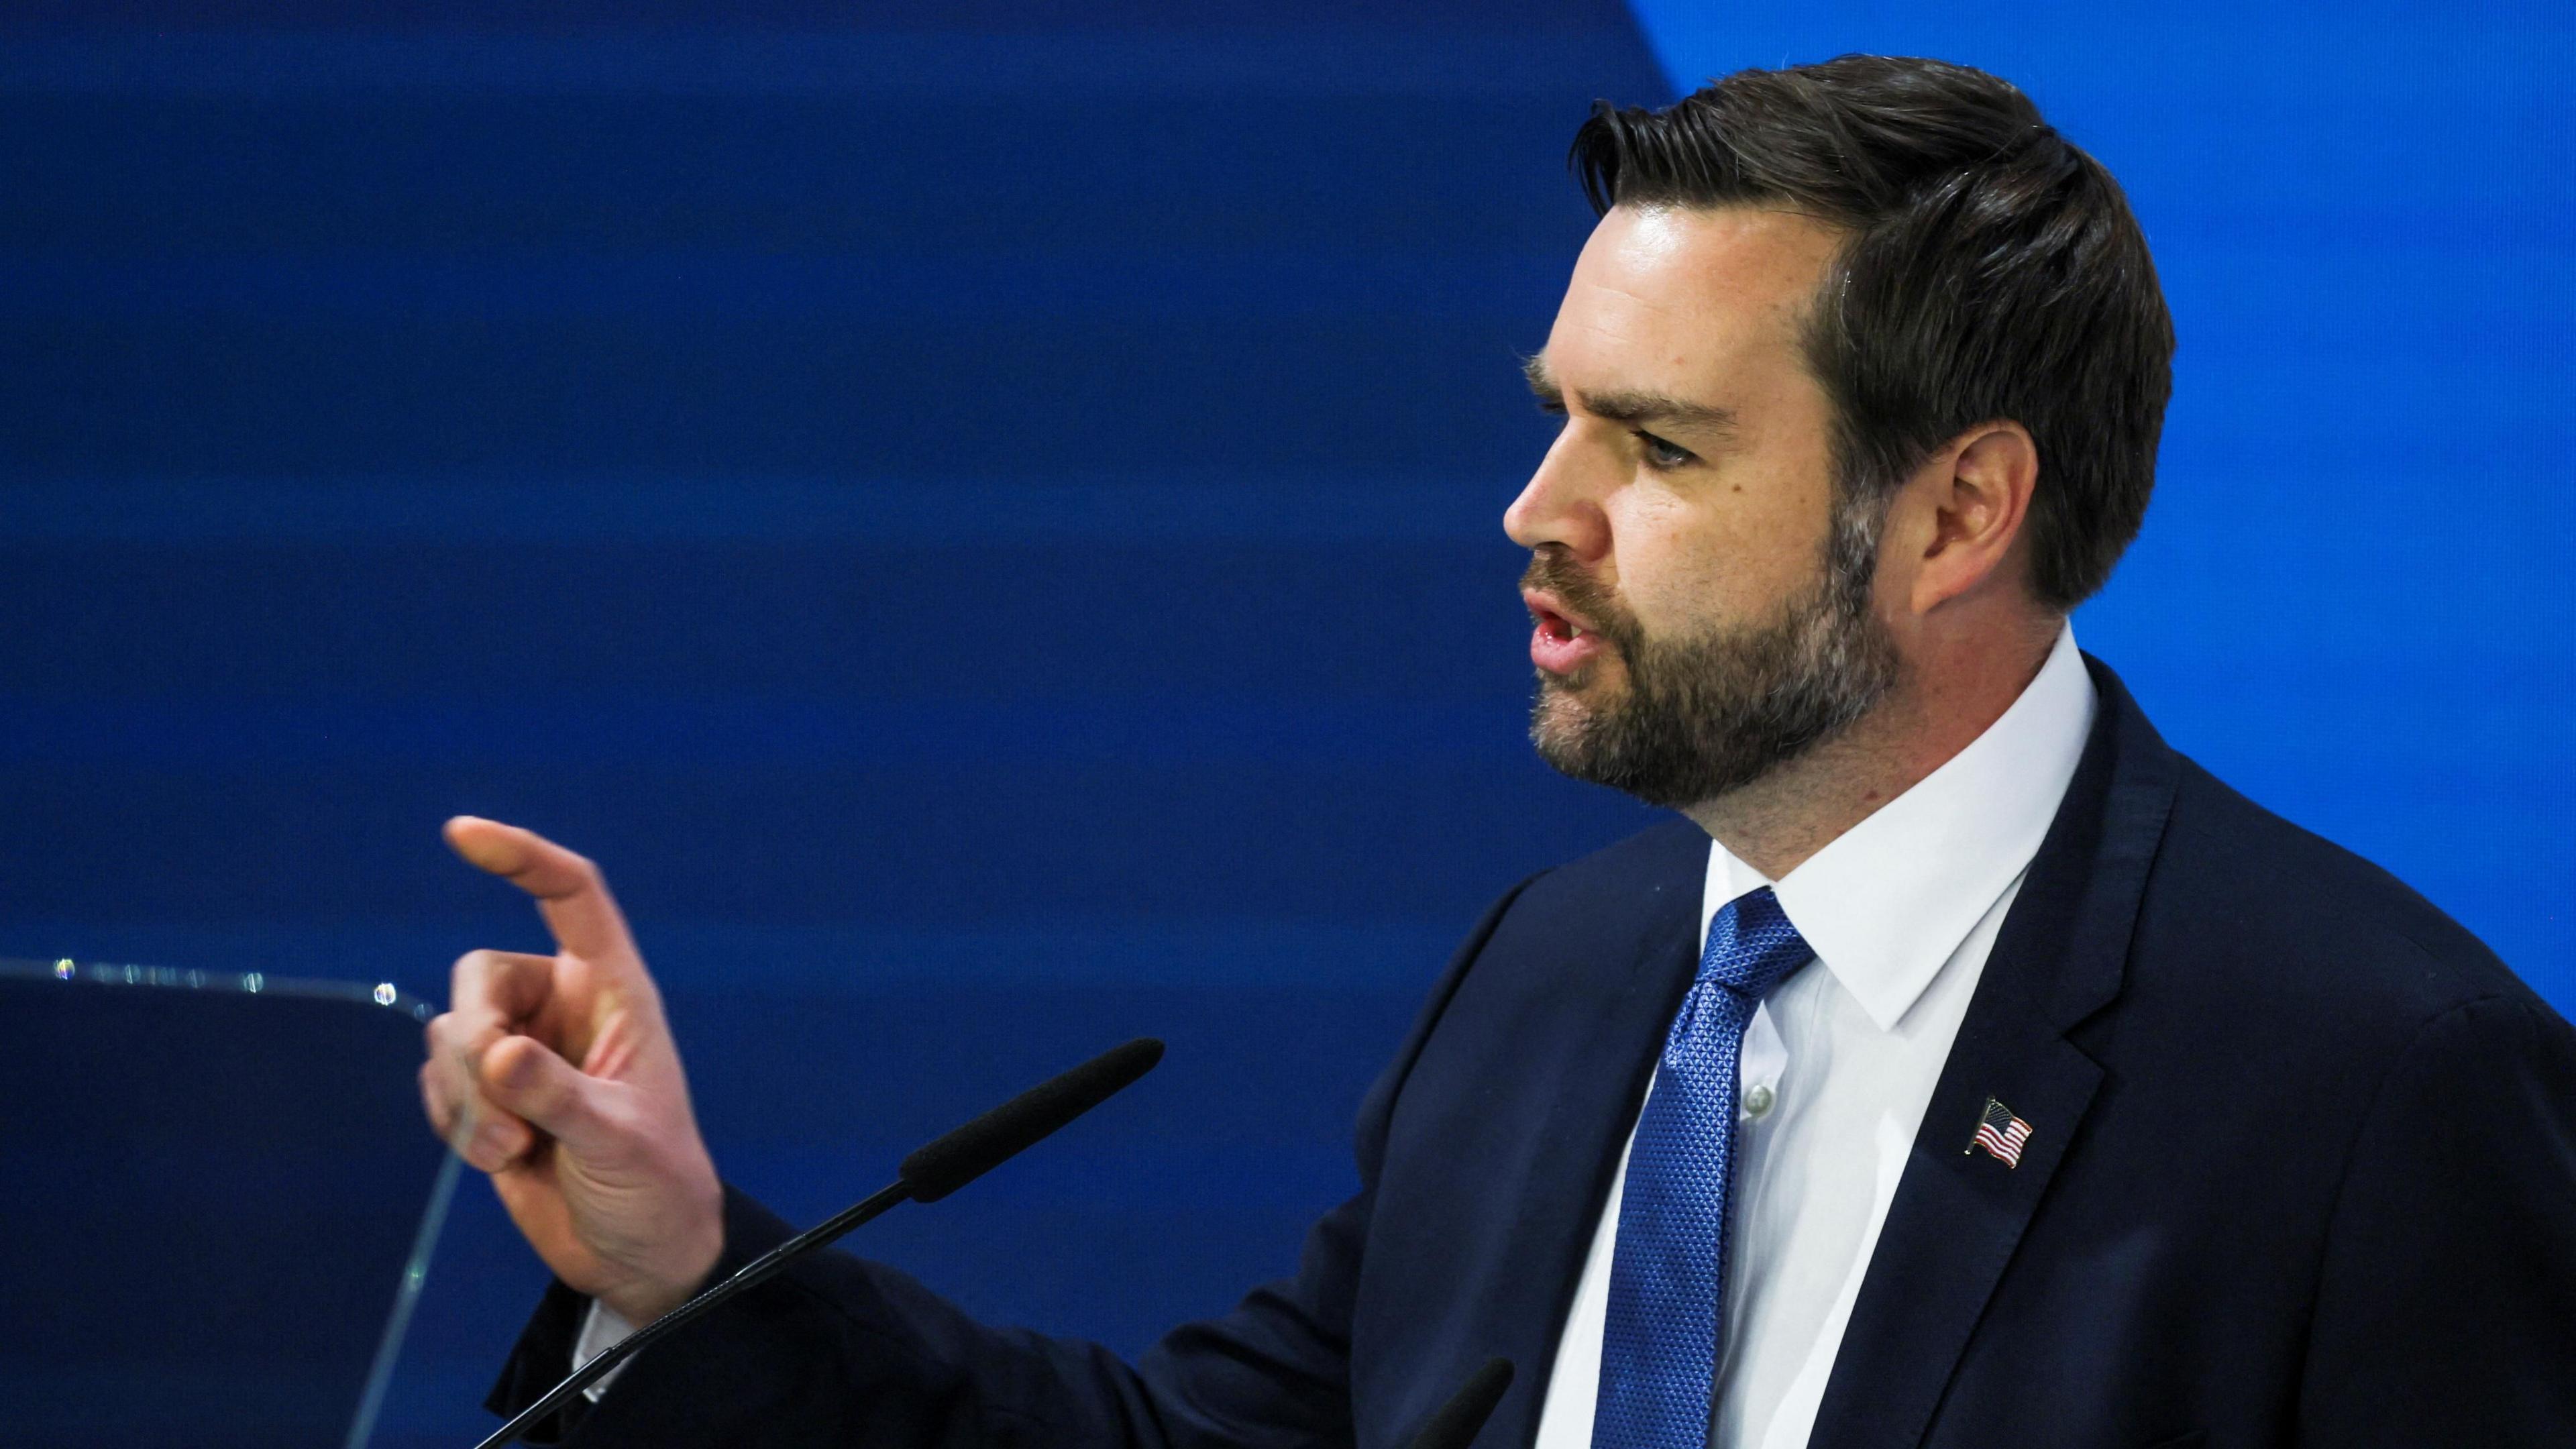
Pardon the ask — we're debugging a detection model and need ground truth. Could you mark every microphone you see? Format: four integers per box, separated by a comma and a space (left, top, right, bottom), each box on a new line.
474, 1037, 1166, 1449
1407, 1357, 1514, 1449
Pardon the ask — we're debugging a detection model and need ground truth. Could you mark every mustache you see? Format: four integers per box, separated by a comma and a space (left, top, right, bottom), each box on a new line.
1519, 547, 1640, 650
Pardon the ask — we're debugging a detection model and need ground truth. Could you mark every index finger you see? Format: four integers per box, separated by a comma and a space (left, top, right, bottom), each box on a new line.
443, 815, 638, 965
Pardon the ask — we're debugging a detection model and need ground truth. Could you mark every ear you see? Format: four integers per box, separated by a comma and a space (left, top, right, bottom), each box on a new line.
1900, 420, 2040, 615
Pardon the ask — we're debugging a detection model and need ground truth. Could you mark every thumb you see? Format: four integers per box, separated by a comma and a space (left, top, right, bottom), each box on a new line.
480, 1034, 612, 1155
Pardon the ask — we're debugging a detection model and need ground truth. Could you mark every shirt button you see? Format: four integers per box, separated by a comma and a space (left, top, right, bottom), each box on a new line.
1744, 1083, 1776, 1118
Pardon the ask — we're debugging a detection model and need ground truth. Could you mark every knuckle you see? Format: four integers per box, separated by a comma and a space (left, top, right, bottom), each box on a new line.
486, 1036, 555, 1099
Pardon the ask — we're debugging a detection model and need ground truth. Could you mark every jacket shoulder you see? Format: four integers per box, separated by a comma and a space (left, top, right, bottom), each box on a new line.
2147, 753, 2551, 1030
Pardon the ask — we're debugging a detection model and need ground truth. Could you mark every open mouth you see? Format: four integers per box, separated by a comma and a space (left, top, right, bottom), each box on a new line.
1524, 592, 1608, 676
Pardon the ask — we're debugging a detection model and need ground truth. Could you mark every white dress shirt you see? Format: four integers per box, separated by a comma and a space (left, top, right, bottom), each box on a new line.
1532, 623, 2095, 1449
579, 627, 2096, 1434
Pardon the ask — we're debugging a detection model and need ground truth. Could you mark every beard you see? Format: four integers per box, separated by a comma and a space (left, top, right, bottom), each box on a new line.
1525, 494, 1902, 810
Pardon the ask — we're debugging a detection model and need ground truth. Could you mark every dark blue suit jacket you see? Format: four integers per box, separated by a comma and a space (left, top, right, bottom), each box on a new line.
492, 658, 2576, 1446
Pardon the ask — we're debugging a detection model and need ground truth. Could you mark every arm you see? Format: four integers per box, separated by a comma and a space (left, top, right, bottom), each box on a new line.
431, 816, 1533, 1447
487, 1184, 1228, 1447
2295, 992, 2576, 1445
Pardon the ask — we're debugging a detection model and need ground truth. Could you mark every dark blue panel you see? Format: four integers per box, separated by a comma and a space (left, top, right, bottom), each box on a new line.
0, 7, 1670, 1442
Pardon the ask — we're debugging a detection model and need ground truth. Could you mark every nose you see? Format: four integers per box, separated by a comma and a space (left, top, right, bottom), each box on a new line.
1504, 425, 1613, 561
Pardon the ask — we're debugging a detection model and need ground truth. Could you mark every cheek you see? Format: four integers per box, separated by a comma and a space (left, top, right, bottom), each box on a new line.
1644, 465, 1836, 629
1606, 491, 1750, 636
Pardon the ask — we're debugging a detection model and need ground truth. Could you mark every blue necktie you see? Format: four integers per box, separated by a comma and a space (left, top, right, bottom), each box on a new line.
1593, 885, 1813, 1449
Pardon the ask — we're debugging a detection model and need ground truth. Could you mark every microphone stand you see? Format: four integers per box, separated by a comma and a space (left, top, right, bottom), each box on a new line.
472, 1037, 1163, 1449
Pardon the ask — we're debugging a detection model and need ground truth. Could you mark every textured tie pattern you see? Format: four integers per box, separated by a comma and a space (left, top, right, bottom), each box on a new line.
1592, 886, 1812, 1449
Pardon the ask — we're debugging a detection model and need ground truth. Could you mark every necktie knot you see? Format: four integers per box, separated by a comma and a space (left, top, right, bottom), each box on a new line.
1697, 885, 1810, 1000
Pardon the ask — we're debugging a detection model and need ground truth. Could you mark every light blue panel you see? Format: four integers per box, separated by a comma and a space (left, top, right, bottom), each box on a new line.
1623, 3, 2576, 1006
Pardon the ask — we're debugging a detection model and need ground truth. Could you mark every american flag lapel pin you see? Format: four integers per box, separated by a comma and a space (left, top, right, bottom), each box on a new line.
1966, 1096, 2033, 1168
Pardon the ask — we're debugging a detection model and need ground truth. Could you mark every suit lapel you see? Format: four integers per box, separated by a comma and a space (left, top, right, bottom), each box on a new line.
1805, 657, 2181, 1449
1480, 825, 1707, 1448
1800, 982, 2104, 1449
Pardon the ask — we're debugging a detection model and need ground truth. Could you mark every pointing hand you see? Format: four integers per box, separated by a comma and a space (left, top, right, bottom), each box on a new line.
419, 816, 724, 1323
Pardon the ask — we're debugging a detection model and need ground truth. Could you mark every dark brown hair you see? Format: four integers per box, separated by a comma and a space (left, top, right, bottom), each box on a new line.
1570, 55, 2175, 609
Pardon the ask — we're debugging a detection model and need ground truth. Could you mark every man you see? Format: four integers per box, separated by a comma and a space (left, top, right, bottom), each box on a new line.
421, 56, 2576, 1447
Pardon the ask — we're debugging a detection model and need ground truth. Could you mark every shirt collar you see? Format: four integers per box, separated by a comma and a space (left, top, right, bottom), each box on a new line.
1699, 623, 2098, 1032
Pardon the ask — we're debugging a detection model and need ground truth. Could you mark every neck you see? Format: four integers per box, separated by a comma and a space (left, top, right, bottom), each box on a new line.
1684, 621, 2061, 879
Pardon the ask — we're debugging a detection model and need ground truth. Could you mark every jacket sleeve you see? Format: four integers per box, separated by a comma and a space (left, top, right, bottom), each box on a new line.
2294, 992, 2576, 1446
482, 874, 1538, 1448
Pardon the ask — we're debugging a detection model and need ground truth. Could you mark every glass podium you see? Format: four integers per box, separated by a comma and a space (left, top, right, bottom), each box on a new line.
0, 958, 461, 1449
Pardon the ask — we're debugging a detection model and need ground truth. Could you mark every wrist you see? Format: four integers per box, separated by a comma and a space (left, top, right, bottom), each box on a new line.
602, 1179, 725, 1324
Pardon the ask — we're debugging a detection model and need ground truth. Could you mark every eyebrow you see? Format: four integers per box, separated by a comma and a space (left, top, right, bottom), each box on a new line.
1522, 354, 1740, 438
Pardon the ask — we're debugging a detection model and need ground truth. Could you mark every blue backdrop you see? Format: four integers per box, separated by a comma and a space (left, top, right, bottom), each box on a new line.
2, 3, 2566, 1443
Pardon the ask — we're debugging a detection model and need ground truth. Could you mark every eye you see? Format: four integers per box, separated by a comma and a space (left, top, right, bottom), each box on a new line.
1636, 431, 1697, 470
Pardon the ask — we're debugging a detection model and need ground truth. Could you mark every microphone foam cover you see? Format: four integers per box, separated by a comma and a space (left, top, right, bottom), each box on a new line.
1409, 1357, 1514, 1449
899, 1037, 1165, 1203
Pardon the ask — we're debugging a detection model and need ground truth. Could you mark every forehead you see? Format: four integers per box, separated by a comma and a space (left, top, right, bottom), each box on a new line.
1543, 204, 1843, 398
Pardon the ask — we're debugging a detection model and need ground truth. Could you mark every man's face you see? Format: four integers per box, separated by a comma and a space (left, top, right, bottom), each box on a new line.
1507, 203, 1900, 809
